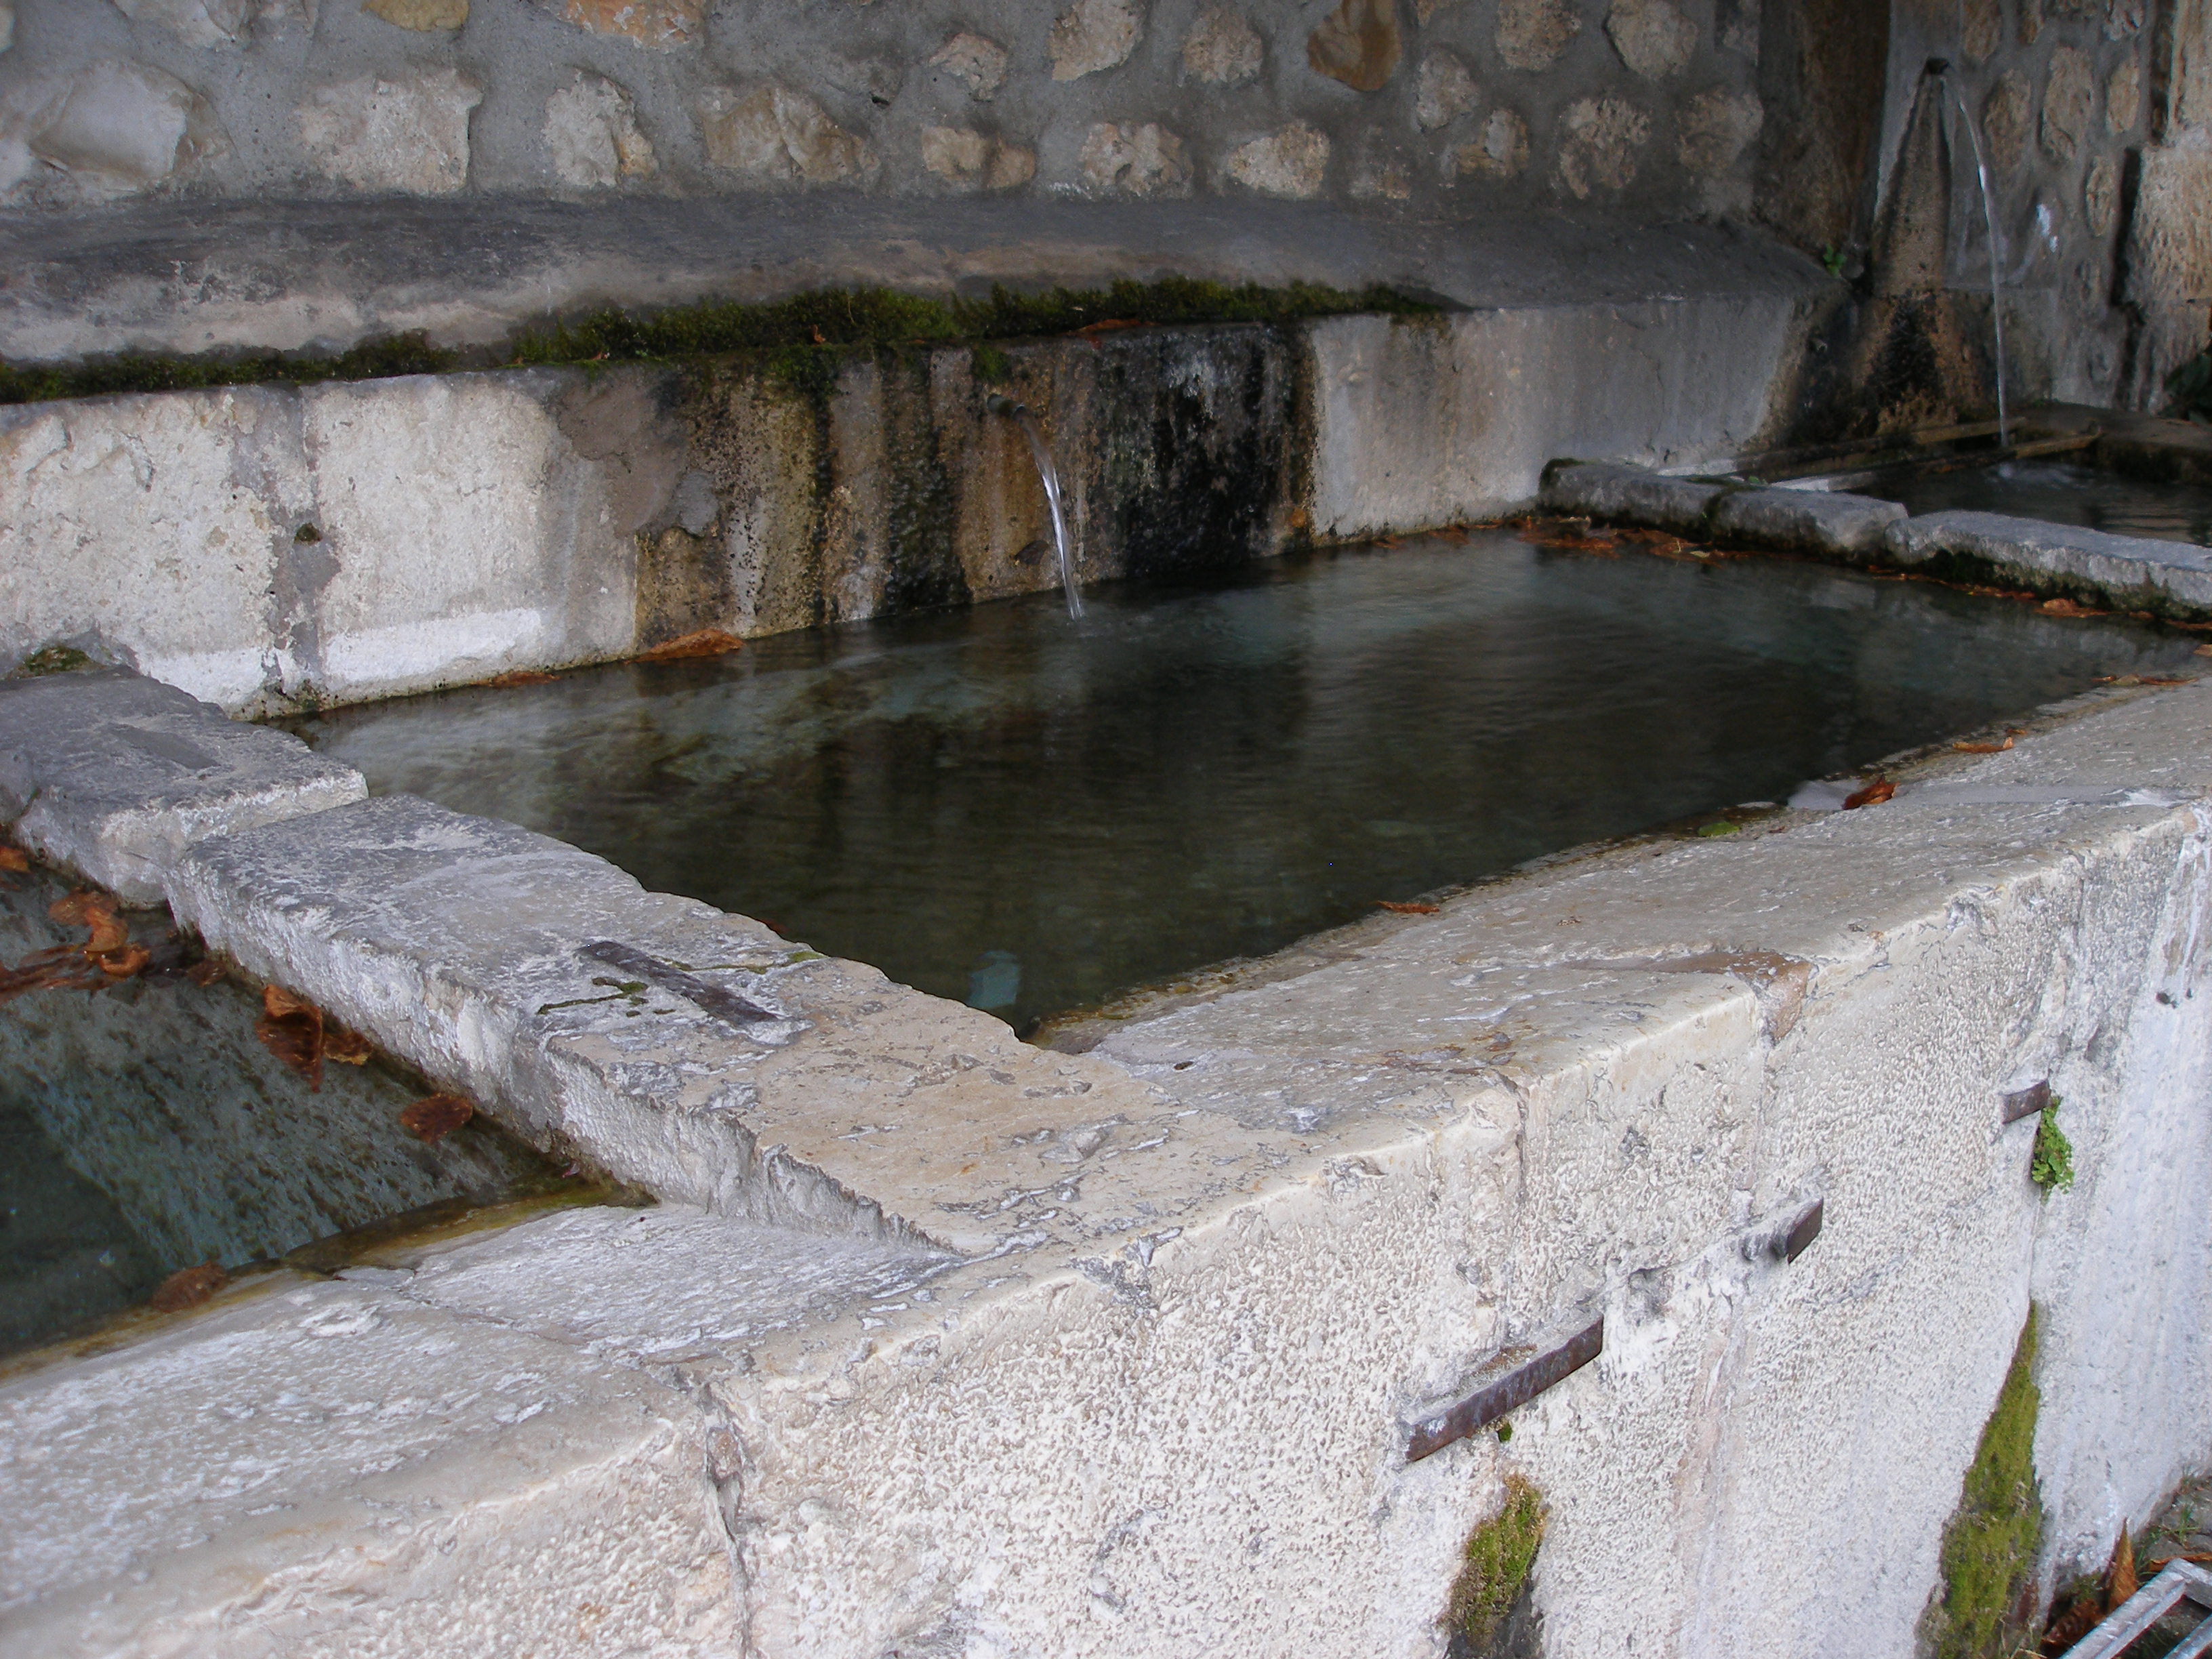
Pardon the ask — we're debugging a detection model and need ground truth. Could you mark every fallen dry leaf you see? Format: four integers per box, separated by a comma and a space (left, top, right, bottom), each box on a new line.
1075, 317, 1145, 335
0, 847, 27, 873
148, 1263, 228, 1313
2106, 1523, 2137, 1611
1952, 735, 2015, 753
323, 1027, 373, 1065
1518, 519, 1622, 555
2196, 643, 2212, 656
1843, 777, 1897, 809
95, 943, 150, 979
2041, 596, 2107, 617
186, 958, 225, 987
400, 1092, 474, 1144
256, 983, 327, 1090
2042, 1593, 2102, 1654
485, 669, 558, 688
638, 628, 745, 662
1436, 526, 1469, 544
1376, 901, 1440, 914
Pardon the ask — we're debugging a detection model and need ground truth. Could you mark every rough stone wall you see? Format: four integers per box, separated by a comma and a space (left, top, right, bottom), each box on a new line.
0, 0, 1768, 222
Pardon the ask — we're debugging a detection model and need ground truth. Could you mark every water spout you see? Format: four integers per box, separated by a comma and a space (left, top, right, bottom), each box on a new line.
989, 393, 1084, 620
1928, 59, 2009, 444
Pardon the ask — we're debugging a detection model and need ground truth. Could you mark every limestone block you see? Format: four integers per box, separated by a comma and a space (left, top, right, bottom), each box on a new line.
363, 0, 467, 28
1307, 0, 1403, 92
928, 32, 1008, 101
533, 0, 700, 49
2109, 59, 2141, 132
1558, 96, 1650, 196
920, 125, 1033, 190
1982, 70, 2030, 170
1604, 0, 1696, 79
1078, 121, 1189, 195
2087, 153, 2118, 235
1963, 0, 2002, 62
1414, 48, 1478, 129
1448, 107, 1528, 178
699, 85, 875, 186
544, 71, 655, 188
1496, 0, 1580, 72
1049, 0, 1143, 81
2124, 140, 2212, 303
1885, 510, 2212, 614
2106, 0, 2144, 37
1539, 462, 1725, 533
1224, 121, 1329, 197
298, 68, 480, 195
2167, 0, 2212, 131
2042, 45, 2095, 161
1182, 6, 1262, 85
1708, 486, 1905, 557
28, 60, 224, 196
0, 670, 364, 905
109, 0, 248, 47
1678, 87, 1762, 173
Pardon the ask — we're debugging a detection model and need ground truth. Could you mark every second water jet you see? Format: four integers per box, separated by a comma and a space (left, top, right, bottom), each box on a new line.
990, 392, 1085, 620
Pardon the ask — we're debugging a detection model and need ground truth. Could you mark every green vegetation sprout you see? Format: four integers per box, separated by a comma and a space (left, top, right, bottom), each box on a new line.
2030, 1101, 2074, 1195
1446, 1473, 1547, 1650
1923, 1307, 2043, 1659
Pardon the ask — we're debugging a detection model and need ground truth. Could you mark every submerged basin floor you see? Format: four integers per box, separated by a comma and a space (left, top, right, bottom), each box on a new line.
1863, 457, 2212, 548
294, 532, 2203, 1031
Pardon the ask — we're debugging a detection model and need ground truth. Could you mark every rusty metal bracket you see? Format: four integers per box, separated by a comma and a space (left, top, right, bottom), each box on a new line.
2001, 1079, 2051, 1125
1774, 1198, 1824, 1264
579, 940, 781, 1029
1405, 1315, 1604, 1462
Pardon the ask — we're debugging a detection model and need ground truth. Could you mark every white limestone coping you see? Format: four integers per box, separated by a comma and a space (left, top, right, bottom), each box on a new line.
5, 673, 2210, 1656
1885, 508, 2212, 615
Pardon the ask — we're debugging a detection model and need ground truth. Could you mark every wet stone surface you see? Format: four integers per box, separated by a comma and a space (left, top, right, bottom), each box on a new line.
290, 531, 2204, 1033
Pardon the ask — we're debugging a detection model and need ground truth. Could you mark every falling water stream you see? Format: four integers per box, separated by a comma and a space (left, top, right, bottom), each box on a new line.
1935, 60, 2010, 443
990, 395, 1085, 620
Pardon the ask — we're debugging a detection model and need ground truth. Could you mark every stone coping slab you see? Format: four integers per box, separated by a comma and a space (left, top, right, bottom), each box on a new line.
1885, 510, 2212, 617
1538, 460, 1727, 531
1708, 484, 1906, 555
0, 196, 1829, 367
0, 668, 363, 904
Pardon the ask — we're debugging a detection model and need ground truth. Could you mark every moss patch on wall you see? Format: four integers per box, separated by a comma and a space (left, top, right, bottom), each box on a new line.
1923, 1306, 2043, 1659
0, 333, 459, 408
1447, 1472, 1548, 1652
2031, 1103, 2076, 1195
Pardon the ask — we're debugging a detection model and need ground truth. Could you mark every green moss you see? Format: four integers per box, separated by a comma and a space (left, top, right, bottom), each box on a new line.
970, 344, 1013, 386
14, 645, 91, 677
1925, 1307, 2043, 1659
0, 331, 459, 408
1446, 1473, 1547, 1650
2031, 1103, 2075, 1195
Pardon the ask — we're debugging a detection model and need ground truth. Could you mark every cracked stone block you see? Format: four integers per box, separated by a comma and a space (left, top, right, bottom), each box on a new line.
1415, 49, 1479, 129
1885, 511, 2212, 615
1078, 121, 1189, 196
1496, 0, 1580, 73
928, 32, 1008, 101
545, 71, 655, 188
0, 668, 364, 905
109, 0, 248, 47
1708, 487, 1906, 558
365, 0, 466, 26
1224, 122, 1329, 197
28, 60, 225, 196
1182, 6, 1262, 85
298, 68, 480, 194
2042, 45, 2094, 161
1963, 0, 2002, 61
1049, 0, 1143, 81
1558, 96, 1650, 197
2125, 142, 2212, 304
1982, 71, 2030, 169
921, 126, 1033, 191
1307, 0, 1402, 92
699, 84, 875, 186
533, 0, 700, 49
1448, 107, 1529, 179
1539, 463, 1726, 532
1605, 0, 1696, 79
2108, 59, 2141, 132
1678, 88, 1763, 174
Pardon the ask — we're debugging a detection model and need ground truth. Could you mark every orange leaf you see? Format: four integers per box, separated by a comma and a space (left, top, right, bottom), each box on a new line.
1376, 900, 1440, 914
1843, 777, 1896, 809
323, 1027, 373, 1065
256, 985, 326, 1090
400, 1092, 474, 1144
262, 983, 316, 1019
1075, 318, 1145, 335
2040, 596, 2107, 617
2106, 1523, 2137, 1612
1952, 735, 2015, 753
186, 958, 226, 987
0, 846, 27, 872
148, 1263, 228, 1313
638, 628, 745, 662
94, 944, 150, 979
485, 669, 558, 687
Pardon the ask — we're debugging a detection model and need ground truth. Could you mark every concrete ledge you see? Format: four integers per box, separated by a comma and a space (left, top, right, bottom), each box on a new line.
0, 669, 363, 904
1708, 485, 1906, 556
1537, 460, 1729, 531
1884, 510, 2212, 618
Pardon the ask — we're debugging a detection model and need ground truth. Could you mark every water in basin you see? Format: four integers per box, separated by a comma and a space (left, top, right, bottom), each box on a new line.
291, 530, 2203, 1034
1860, 457, 2212, 547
